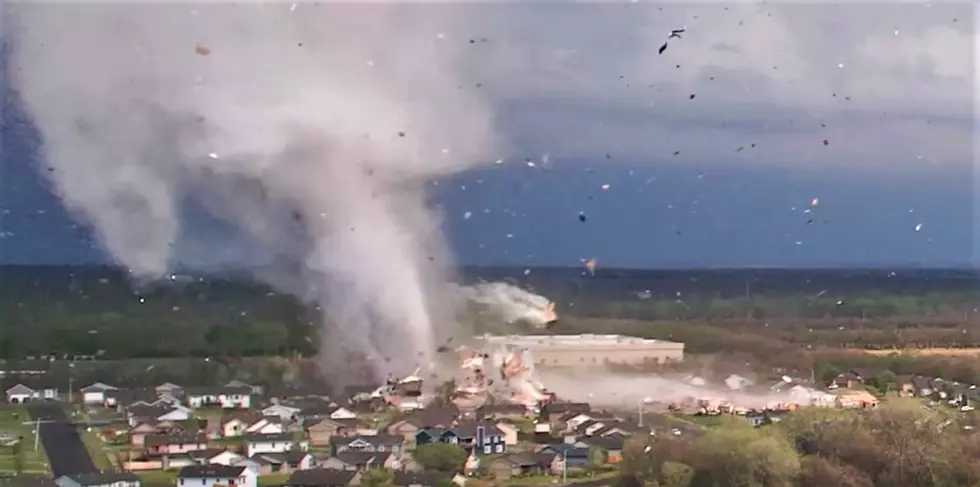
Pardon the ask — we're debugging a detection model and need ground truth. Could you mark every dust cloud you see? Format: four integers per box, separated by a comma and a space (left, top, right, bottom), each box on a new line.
6, 3, 505, 381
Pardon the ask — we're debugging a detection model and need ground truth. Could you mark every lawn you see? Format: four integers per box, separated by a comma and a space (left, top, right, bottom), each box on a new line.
139, 469, 293, 486
80, 428, 113, 470
0, 405, 49, 475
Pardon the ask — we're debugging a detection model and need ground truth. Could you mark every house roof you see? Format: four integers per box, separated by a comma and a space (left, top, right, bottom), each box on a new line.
330, 434, 403, 447
178, 464, 247, 478
145, 433, 206, 446
60, 471, 139, 486
454, 421, 503, 439
330, 451, 392, 467
539, 444, 589, 457
392, 471, 445, 486
5, 384, 34, 395
287, 468, 358, 487
183, 386, 252, 396
579, 436, 624, 451
80, 382, 118, 392
244, 433, 295, 443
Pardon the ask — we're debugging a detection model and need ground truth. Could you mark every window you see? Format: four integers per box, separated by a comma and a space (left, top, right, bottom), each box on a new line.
377, 446, 386, 452
483, 445, 491, 454
495, 444, 503, 453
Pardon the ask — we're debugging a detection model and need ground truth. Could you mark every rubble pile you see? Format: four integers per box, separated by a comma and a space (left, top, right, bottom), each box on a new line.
453, 344, 554, 410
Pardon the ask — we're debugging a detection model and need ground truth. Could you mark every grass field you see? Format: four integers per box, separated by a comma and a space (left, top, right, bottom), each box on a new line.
864, 348, 980, 357
0, 406, 49, 475
138, 469, 292, 486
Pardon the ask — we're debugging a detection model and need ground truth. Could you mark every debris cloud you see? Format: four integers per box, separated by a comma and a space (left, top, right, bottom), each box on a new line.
458, 282, 558, 328
7, 3, 501, 382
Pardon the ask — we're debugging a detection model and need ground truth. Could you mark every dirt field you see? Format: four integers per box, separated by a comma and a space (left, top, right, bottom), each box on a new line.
864, 348, 980, 357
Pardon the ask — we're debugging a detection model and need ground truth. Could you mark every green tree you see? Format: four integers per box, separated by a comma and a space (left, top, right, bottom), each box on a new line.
658, 461, 693, 487
360, 468, 395, 487
588, 445, 607, 468
686, 423, 800, 487
412, 443, 468, 474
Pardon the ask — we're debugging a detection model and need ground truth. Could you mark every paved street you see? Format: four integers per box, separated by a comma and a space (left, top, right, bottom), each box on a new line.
25, 403, 96, 478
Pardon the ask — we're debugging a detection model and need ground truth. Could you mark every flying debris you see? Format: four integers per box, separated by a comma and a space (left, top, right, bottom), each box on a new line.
585, 258, 597, 275
659, 27, 686, 54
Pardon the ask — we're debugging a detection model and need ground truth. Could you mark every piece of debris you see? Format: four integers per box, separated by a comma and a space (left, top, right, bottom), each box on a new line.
195, 44, 211, 56
658, 26, 686, 54
578, 212, 587, 222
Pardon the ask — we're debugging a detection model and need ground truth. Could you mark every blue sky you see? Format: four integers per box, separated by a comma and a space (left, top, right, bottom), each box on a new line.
0, 2, 976, 269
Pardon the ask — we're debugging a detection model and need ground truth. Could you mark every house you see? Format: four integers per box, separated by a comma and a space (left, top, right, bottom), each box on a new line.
494, 421, 519, 446
835, 391, 879, 409
6, 382, 58, 403
245, 417, 285, 435
538, 445, 590, 468
576, 436, 624, 463
911, 376, 936, 397
386, 405, 459, 445
489, 452, 562, 480
244, 433, 304, 457
415, 422, 506, 455
477, 403, 529, 420
156, 383, 183, 396
306, 418, 358, 446
286, 468, 360, 487
183, 387, 252, 409
177, 464, 257, 487
225, 380, 263, 395
80, 382, 118, 404
829, 372, 863, 389
326, 406, 357, 421
144, 433, 208, 456
262, 403, 301, 422
193, 449, 244, 466
330, 435, 404, 455
127, 405, 191, 427
221, 416, 251, 438
319, 451, 397, 471
247, 450, 316, 475
1, 475, 58, 487
54, 472, 140, 487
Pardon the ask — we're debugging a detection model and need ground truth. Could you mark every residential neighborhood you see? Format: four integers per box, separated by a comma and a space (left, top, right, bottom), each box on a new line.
0, 368, 977, 487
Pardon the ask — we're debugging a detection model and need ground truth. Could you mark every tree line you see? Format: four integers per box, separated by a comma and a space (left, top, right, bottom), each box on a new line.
617, 400, 980, 487
3, 270, 980, 359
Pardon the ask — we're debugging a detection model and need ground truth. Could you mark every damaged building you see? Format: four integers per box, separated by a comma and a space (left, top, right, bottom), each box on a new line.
479, 334, 684, 367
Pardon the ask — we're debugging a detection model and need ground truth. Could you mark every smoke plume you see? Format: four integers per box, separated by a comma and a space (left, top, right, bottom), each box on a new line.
6, 3, 502, 380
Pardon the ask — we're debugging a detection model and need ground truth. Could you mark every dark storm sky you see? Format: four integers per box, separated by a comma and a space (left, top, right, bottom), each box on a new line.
0, 3, 975, 269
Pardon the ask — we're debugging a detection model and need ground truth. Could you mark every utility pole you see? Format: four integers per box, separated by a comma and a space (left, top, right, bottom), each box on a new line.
562, 449, 567, 485
637, 399, 644, 428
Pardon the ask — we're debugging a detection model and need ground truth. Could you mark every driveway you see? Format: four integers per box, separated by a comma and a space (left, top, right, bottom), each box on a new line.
25, 403, 96, 477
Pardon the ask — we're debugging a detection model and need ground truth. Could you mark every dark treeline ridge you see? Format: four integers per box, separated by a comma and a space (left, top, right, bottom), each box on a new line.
2, 264, 980, 359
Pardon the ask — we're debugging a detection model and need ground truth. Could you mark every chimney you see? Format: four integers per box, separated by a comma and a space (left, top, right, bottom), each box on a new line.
476, 425, 485, 448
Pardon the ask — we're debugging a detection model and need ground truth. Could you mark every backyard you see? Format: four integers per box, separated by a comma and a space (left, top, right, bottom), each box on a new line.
0, 405, 49, 475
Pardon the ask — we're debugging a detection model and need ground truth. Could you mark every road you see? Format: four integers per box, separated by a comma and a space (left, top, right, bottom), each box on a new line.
25, 403, 97, 478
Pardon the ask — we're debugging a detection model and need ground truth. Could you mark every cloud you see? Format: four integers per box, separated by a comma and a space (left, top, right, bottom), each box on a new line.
468, 2, 975, 170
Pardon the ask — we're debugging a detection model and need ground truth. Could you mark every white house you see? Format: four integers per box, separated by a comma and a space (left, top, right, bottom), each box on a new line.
244, 433, 303, 457
207, 450, 246, 466
156, 383, 183, 395
127, 405, 192, 427
177, 464, 256, 487
80, 382, 118, 404
184, 387, 252, 409
55, 472, 140, 487
225, 380, 263, 395
328, 407, 357, 420
6, 383, 58, 403
261, 404, 300, 421
245, 417, 284, 435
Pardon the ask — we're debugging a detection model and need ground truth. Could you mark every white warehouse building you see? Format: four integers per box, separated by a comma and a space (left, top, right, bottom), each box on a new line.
480, 334, 684, 367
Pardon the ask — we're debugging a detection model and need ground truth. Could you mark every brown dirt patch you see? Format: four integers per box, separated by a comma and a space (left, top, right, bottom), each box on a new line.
864, 348, 980, 357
